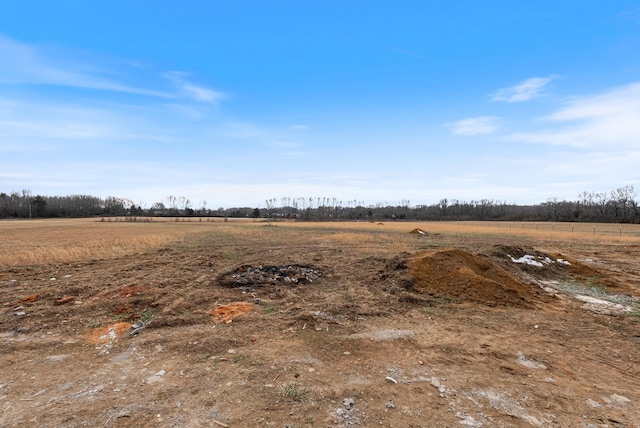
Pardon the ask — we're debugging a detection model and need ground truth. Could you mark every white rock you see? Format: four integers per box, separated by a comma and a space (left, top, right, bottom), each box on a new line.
603, 394, 631, 407
517, 352, 547, 370
46, 355, 68, 362
343, 398, 355, 408
509, 255, 544, 267
586, 398, 601, 408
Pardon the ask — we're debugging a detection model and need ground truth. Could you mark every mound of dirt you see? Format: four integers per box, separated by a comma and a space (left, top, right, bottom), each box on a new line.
408, 228, 427, 235
407, 249, 544, 307
491, 244, 620, 288
217, 264, 322, 288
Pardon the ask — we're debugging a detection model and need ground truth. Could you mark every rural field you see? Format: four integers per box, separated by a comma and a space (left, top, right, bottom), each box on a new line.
1, 218, 640, 427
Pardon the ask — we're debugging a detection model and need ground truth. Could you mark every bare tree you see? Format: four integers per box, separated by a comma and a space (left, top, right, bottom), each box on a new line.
264, 198, 274, 217
167, 196, 178, 210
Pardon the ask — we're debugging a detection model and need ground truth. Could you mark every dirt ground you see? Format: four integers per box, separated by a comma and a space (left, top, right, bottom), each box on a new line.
1, 221, 640, 427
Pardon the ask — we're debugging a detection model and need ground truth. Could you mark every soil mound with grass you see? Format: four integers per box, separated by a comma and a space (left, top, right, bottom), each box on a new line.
407, 248, 544, 307
490, 244, 631, 295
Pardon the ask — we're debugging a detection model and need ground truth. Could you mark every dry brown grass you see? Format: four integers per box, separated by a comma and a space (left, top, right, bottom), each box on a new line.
0, 218, 202, 266
267, 220, 640, 248
270, 219, 640, 236
1, 218, 639, 267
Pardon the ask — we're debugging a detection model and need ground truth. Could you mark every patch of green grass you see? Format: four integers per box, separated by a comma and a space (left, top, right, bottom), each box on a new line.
86, 320, 104, 329
232, 354, 249, 363
342, 293, 354, 303
263, 302, 277, 315
197, 353, 211, 362
552, 281, 639, 310
420, 306, 438, 316
221, 248, 242, 261
113, 313, 130, 322
140, 309, 154, 323
279, 383, 308, 403
436, 295, 463, 304
556, 281, 612, 298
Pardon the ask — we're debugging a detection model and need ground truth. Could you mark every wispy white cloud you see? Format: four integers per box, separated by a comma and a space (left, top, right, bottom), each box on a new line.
491, 76, 556, 103
617, 6, 640, 23
380, 44, 430, 61
0, 96, 175, 154
216, 121, 307, 150
447, 116, 499, 136
509, 82, 640, 148
0, 35, 171, 97
289, 124, 309, 131
162, 71, 226, 103
219, 121, 267, 139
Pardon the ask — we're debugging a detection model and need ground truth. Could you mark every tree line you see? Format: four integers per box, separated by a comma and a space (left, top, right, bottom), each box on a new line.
0, 186, 638, 223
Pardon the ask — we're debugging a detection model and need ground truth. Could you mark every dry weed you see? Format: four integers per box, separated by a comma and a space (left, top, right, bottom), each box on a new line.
1, 218, 638, 267
0, 219, 194, 266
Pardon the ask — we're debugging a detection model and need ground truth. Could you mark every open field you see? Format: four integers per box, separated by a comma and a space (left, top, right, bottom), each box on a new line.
2, 218, 640, 266
1, 219, 640, 427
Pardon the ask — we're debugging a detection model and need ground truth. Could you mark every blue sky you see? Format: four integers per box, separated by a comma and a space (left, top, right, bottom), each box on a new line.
1, 1, 639, 208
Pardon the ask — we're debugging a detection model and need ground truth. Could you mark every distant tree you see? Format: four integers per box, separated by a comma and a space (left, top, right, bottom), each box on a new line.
252, 207, 261, 218
265, 198, 275, 217
611, 185, 636, 223
178, 196, 191, 214
32, 195, 47, 217
0, 192, 8, 217
104, 196, 126, 216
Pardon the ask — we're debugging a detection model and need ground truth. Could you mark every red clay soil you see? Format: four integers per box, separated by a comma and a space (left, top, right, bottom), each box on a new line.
54, 295, 75, 305
14, 294, 38, 304
117, 285, 149, 297
408, 248, 545, 307
84, 322, 132, 344
210, 302, 254, 324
